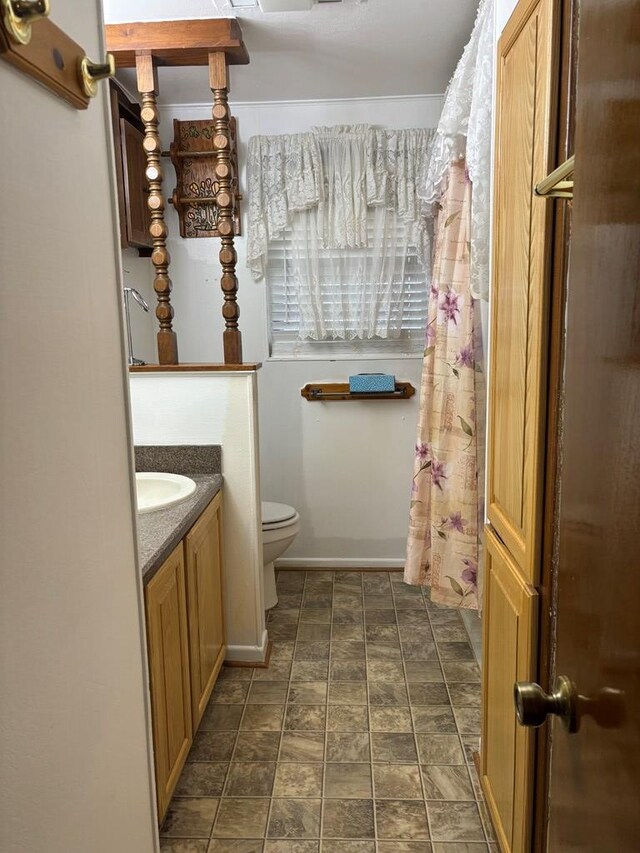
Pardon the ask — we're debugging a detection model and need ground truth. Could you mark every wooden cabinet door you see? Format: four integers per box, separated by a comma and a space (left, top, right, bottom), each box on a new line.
145, 542, 193, 822
481, 526, 538, 853
120, 118, 152, 249
184, 492, 225, 730
487, 0, 559, 585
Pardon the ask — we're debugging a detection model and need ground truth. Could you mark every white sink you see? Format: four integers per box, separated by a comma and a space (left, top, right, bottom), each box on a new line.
135, 472, 197, 514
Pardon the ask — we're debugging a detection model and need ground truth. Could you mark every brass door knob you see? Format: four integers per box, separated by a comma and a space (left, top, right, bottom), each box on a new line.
514, 675, 579, 733
1, 0, 50, 45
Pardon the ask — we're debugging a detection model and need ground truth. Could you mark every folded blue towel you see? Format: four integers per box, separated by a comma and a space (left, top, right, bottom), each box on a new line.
349, 374, 396, 393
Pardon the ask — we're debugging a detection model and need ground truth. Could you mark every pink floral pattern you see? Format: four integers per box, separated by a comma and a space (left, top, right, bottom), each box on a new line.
405, 161, 485, 610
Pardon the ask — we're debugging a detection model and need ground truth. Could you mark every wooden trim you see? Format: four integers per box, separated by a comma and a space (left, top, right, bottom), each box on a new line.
129, 362, 261, 372
105, 19, 249, 67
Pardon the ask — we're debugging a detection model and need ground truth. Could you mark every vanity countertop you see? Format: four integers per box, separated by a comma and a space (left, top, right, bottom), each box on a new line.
137, 473, 223, 585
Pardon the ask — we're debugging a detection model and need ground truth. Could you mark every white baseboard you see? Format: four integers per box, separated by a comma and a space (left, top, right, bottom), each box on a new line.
275, 557, 405, 570
225, 630, 269, 664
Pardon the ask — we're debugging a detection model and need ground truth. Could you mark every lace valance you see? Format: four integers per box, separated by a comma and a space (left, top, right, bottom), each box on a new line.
247, 125, 435, 280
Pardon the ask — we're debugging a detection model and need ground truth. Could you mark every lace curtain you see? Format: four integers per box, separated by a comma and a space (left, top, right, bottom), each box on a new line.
421, 0, 494, 300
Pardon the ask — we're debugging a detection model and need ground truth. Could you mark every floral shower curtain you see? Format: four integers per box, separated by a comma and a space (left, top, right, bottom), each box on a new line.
405, 161, 484, 609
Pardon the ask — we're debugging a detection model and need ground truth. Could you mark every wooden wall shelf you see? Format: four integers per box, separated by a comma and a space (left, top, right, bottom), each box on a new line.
301, 382, 416, 402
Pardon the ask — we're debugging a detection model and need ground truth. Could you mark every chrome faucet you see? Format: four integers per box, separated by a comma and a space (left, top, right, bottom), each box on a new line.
123, 287, 150, 366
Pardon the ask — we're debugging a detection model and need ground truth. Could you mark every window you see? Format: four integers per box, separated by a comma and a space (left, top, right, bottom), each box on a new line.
266, 209, 429, 359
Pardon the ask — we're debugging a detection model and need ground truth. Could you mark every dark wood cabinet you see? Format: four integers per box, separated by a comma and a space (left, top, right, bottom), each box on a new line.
109, 81, 153, 254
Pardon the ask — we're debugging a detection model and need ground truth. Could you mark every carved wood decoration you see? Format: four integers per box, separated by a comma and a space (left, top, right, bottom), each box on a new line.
209, 51, 242, 364
135, 52, 178, 364
169, 117, 241, 239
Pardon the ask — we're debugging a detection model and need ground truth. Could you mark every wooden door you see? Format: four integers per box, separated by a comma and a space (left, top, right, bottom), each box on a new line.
487, 0, 559, 584
145, 542, 193, 822
482, 528, 538, 852
185, 492, 226, 730
543, 1, 640, 848
120, 117, 152, 248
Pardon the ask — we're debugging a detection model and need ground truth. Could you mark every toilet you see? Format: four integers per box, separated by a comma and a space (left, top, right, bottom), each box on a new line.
262, 501, 300, 610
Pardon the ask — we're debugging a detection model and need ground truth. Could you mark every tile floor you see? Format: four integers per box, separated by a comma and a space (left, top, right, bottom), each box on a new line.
160, 570, 496, 852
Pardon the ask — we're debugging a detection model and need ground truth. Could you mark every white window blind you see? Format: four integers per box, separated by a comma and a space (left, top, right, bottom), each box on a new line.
266, 214, 429, 359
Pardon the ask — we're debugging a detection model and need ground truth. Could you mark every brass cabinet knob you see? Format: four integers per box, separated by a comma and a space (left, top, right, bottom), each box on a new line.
78, 53, 115, 98
1, 0, 49, 45
514, 675, 579, 733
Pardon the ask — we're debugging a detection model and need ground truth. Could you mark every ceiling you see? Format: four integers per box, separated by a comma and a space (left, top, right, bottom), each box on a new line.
103, 0, 478, 105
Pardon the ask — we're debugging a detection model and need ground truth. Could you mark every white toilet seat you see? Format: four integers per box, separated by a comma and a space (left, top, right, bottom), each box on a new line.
262, 501, 298, 530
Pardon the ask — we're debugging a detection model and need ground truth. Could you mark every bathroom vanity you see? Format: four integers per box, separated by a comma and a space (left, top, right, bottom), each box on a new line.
136, 446, 224, 821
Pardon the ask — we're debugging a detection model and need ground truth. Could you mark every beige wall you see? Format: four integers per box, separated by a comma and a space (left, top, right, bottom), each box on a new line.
0, 2, 157, 851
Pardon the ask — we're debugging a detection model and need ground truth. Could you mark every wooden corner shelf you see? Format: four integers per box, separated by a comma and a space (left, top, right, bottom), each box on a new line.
301, 382, 416, 402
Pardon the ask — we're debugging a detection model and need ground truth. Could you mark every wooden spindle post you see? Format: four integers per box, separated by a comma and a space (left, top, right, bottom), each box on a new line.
209, 51, 242, 365
135, 52, 179, 365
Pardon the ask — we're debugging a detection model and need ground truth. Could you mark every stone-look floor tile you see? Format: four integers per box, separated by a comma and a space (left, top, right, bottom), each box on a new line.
332, 610, 363, 625
453, 708, 481, 734
363, 573, 392, 593
364, 610, 397, 625
304, 570, 334, 585
421, 766, 475, 801
329, 682, 368, 705
365, 642, 403, 660
213, 799, 270, 839
442, 663, 481, 683
264, 842, 318, 853
325, 763, 372, 798
295, 643, 330, 661
401, 642, 438, 661
327, 705, 369, 732
461, 737, 481, 765
264, 843, 318, 853
408, 684, 451, 706
162, 798, 219, 838
285, 705, 326, 731
437, 643, 475, 662
364, 625, 399, 643
160, 841, 209, 853
288, 683, 327, 705
376, 844, 431, 853
333, 591, 363, 610
371, 733, 418, 763
297, 623, 331, 643
368, 683, 409, 707
241, 705, 285, 731
273, 763, 323, 797
211, 682, 251, 704
302, 593, 333, 610
332, 622, 364, 641
431, 844, 488, 852
300, 609, 331, 625
200, 704, 244, 731
404, 662, 444, 683
175, 762, 228, 797
369, 707, 413, 733
270, 624, 299, 643
329, 661, 366, 682
427, 803, 485, 843
373, 765, 423, 799
278, 592, 303, 607
396, 610, 433, 626
416, 735, 465, 766
280, 732, 325, 762
364, 594, 394, 609
326, 732, 370, 762
399, 625, 433, 643
225, 762, 276, 797
321, 841, 375, 853
335, 571, 362, 587
271, 643, 296, 662
189, 731, 236, 762
291, 661, 329, 682
332, 641, 366, 660
478, 801, 497, 842
322, 799, 375, 839
412, 707, 457, 733
254, 663, 293, 683
366, 661, 405, 682
432, 625, 469, 643
448, 684, 481, 708
394, 597, 426, 612
269, 609, 300, 625
248, 682, 290, 705
218, 667, 255, 682
268, 799, 321, 839
234, 732, 281, 762
375, 801, 430, 840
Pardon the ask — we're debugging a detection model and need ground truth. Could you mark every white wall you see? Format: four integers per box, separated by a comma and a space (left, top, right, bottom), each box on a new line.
496, 0, 519, 33
129, 372, 267, 661
147, 94, 443, 566
0, 2, 156, 851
